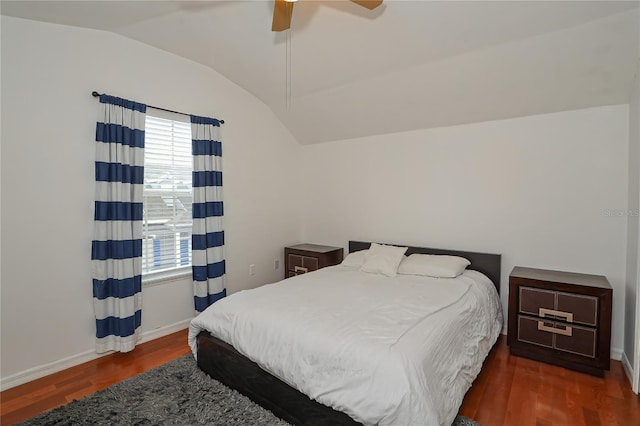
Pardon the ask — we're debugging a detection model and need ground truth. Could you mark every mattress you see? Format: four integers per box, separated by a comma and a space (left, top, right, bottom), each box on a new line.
188, 265, 503, 426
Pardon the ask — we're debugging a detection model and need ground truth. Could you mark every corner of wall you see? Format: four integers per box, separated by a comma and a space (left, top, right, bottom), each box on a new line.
628, 56, 640, 394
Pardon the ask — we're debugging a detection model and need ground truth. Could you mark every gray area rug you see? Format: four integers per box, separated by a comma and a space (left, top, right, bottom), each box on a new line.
20, 355, 481, 426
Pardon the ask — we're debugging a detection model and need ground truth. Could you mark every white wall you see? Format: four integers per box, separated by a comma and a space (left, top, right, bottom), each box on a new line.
626, 59, 640, 391
0, 15, 633, 390
0, 17, 301, 385
300, 106, 629, 356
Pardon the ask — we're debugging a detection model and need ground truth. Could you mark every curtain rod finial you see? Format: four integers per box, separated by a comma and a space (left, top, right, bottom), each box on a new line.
92, 91, 100, 97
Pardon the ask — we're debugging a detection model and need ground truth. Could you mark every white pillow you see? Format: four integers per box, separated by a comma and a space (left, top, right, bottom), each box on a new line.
360, 243, 408, 277
397, 254, 470, 278
341, 249, 369, 267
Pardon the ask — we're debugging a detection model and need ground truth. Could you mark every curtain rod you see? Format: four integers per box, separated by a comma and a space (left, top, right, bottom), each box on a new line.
91, 91, 224, 124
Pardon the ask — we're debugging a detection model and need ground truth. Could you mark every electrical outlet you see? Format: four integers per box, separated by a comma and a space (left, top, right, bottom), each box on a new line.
249, 264, 256, 276
274, 259, 280, 270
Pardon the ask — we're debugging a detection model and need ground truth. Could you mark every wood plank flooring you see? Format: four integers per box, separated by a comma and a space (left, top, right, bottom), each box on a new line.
0, 330, 191, 425
459, 337, 639, 426
1, 331, 638, 425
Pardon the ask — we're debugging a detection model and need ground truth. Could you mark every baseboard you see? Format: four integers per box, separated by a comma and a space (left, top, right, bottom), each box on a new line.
137, 319, 191, 345
621, 352, 634, 387
0, 319, 191, 392
611, 347, 623, 361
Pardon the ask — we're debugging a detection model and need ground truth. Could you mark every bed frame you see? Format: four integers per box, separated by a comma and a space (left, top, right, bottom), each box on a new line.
196, 241, 501, 425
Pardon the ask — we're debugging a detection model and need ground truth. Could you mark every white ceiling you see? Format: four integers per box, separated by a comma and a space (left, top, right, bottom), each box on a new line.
2, 0, 639, 144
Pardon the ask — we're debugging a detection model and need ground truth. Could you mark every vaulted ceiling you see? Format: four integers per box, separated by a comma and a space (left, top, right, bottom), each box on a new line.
2, 1, 639, 144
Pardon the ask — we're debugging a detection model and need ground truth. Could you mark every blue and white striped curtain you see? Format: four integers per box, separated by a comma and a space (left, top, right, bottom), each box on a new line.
91, 95, 146, 353
191, 115, 226, 312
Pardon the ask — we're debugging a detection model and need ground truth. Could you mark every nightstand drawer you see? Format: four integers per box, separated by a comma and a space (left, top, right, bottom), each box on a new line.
519, 287, 597, 326
287, 254, 319, 273
555, 324, 597, 358
518, 315, 597, 358
518, 316, 554, 348
557, 292, 597, 326
519, 287, 555, 316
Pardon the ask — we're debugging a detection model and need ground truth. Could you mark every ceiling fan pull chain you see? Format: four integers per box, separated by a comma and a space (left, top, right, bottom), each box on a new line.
286, 28, 292, 109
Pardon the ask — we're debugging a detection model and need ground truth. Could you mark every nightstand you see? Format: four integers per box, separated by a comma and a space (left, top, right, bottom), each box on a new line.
284, 244, 344, 278
507, 266, 612, 376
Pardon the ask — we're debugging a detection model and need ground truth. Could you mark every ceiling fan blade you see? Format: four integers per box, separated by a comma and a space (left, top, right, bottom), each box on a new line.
272, 0, 294, 32
350, 0, 383, 10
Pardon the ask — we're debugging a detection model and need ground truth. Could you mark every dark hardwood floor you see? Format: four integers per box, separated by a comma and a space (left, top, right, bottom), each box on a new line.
1, 331, 638, 425
0, 330, 191, 425
459, 337, 639, 425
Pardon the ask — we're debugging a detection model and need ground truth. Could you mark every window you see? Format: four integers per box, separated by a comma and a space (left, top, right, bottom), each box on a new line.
142, 114, 192, 277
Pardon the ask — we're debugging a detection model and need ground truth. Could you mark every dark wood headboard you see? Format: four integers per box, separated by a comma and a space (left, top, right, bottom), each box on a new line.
349, 241, 502, 293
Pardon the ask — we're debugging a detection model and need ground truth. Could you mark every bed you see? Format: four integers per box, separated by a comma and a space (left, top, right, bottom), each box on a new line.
189, 241, 502, 426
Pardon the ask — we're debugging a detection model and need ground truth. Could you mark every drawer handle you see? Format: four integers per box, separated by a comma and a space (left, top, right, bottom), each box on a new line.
537, 321, 573, 336
294, 266, 308, 273
539, 308, 573, 323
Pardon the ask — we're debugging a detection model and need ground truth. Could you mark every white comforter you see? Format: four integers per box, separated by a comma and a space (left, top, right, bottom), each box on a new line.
189, 265, 502, 426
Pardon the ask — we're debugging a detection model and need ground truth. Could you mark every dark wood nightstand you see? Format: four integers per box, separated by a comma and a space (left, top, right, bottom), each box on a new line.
284, 244, 344, 278
507, 266, 612, 376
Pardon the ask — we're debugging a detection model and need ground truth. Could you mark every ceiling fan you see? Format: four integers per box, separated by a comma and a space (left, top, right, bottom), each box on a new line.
272, 0, 383, 31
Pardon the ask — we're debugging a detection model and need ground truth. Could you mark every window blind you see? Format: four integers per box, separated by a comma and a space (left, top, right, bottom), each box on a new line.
142, 114, 193, 275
